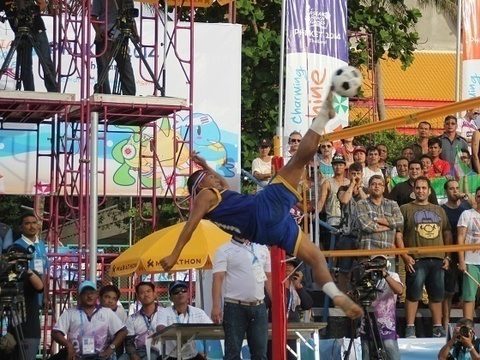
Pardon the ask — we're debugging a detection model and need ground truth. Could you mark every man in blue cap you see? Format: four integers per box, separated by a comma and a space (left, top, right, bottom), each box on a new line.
52, 280, 127, 359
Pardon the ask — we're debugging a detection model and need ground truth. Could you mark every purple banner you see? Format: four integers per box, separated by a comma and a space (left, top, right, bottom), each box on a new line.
283, 0, 349, 140
286, 0, 348, 60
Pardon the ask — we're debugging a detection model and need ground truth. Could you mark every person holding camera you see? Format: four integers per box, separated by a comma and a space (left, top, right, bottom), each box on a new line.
438, 318, 480, 360
0, 0, 57, 92
335, 162, 367, 292
317, 154, 349, 228
4, 244, 44, 360
360, 264, 403, 360
91, 0, 136, 95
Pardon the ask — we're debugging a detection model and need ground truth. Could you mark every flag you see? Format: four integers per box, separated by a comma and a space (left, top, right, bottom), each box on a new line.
283, 0, 349, 141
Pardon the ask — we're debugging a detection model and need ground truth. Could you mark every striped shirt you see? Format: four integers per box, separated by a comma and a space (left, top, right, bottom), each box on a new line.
357, 197, 404, 250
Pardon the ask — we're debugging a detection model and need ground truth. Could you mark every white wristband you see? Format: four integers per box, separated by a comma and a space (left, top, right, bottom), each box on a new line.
322, 282, 344, 299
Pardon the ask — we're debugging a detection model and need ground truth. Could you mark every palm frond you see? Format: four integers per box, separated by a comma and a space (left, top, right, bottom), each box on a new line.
417, 0, 457, 24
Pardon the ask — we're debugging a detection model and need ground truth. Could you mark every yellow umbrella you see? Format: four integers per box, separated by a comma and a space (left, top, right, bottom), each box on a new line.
110, 220, 231, 276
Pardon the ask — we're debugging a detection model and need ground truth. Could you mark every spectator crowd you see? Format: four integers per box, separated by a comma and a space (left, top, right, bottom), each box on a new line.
252, 114, 480, 345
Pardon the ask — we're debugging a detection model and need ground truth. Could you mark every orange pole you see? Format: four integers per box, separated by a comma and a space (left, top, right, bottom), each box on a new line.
321, 243, 480, 258
324, 96, 480, 141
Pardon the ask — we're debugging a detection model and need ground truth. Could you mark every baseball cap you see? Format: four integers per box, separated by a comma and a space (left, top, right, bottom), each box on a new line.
331, 154, 346, 164
168, 280, 188, 295
286, 258, 300, 267
353, 146, 367, 155
78, 280, 97, 294
259, 138, 272, 147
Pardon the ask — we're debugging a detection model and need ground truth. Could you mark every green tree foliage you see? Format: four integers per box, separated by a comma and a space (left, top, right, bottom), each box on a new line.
417, 0, 457, 24
0, 195, 33, 232
197, 1, 422, 171
349, 0, 421, 70
348, 0, 421, 120
355, 130, 417, 163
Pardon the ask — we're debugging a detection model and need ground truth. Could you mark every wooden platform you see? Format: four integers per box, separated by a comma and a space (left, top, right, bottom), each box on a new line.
0, 91, 76, 123
0, 91, 187, 125
69, 93, 188, 125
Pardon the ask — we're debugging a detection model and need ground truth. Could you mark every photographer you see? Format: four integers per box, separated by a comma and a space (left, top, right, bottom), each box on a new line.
0, 0, 57, 91
438, 318, 480, 360
91, 0, 136, 95
336, 162, 367, 292
4, 244, 44, 360
358, 259, 403, 360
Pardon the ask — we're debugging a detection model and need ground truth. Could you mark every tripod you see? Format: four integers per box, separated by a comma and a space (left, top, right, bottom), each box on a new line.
342, 301, 387, 360
0, 295, 27, 360
95, 14, 163, 95
361, 302, 387, 360
0, 25, 57, 91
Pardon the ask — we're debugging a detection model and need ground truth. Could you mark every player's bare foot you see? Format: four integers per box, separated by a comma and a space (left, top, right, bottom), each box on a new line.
311, 90, 336, 136
333, 294, 364, 319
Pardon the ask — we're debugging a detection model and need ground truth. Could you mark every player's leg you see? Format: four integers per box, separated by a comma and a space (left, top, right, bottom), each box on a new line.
295, 232, 363, 319
277, 91, 335, 189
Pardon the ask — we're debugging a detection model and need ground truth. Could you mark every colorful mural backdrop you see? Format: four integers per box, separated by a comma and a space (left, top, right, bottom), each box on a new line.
0, 20, 242, 195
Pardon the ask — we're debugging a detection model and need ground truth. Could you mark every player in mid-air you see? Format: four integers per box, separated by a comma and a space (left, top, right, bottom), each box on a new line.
160, 92, 363, 319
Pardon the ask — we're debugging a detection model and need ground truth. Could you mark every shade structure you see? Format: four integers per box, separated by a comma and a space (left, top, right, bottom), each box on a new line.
110, 220, 231, 276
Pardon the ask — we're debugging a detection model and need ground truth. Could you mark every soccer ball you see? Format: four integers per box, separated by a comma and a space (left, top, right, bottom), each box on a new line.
332, 66, 362, 98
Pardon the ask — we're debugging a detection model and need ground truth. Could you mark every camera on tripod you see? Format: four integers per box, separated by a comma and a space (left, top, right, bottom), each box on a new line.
352, 256, 388, 305
117, 0, 138, 27
0, 244, 34, 298
10, 0, 40, 28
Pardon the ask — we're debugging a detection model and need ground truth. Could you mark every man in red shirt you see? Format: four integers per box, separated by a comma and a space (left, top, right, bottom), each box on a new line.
428, 137, 450, 177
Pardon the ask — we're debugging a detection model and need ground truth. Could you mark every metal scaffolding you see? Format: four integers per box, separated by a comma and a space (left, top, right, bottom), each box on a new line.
0, 1, 199, 356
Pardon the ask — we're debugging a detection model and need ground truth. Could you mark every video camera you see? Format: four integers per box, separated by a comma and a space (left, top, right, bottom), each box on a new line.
11, 0, 40, 27
352, 256, 388, 305
0, 244, 34, 298
117, 0, 138, 27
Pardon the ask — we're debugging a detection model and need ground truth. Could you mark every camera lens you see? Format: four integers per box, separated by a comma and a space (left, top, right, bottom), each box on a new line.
460, 325, 470, 337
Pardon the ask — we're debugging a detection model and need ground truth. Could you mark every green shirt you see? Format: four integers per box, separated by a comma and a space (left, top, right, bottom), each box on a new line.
400, 202, 451, 259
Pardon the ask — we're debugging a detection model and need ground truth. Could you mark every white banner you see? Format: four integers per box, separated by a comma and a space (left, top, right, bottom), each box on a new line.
462, 0, 480, 99
284, 0, 348, 147
0, 19, 242, 196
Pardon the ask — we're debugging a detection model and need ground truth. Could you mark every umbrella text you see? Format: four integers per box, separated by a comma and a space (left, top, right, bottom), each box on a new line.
111, 263, 137, 273
146, 257, 203, 268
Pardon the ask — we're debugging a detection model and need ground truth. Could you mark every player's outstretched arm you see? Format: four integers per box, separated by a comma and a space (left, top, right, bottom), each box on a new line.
192, 153, 229, 189
160, 190, 218, 271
